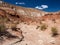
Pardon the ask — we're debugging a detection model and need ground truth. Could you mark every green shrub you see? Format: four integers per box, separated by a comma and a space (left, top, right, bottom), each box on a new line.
0, 24, 7, 36
40, 24, 47, 31
51, 27, 58, 36
0, 24, 6, 32
0, 23, 17, 39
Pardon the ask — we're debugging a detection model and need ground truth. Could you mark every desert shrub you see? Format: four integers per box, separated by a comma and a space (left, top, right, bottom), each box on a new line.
0, 24, 7, 36
0, 24, 6, 32
51, 27, 58, 36
40, 24, 47, 31
0, 23, 18, 39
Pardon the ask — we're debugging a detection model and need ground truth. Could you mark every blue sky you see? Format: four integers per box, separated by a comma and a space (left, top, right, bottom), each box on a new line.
3, 0, 60, 12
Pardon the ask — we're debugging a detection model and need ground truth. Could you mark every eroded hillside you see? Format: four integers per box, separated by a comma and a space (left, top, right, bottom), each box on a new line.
0, 1, 60, 45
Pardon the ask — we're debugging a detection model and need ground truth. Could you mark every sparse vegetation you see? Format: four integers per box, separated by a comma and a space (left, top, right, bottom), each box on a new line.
0, 24, 6, 33
51, 27, 58, 37
0, 23, 18, 40
0, 23, 7, 36
0, 17, 18, 37
40, 24, 47, 31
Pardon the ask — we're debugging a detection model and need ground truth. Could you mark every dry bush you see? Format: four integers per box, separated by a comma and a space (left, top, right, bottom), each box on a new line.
40, 24, 47, 31
0, 23, 7, 36
51, 27, 58, 37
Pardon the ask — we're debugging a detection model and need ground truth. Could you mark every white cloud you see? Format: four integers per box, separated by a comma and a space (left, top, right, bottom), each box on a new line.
35, 5, 48, 10
16, 2, 25, 5
41, 5, 48, 8
35, 6, 43, 9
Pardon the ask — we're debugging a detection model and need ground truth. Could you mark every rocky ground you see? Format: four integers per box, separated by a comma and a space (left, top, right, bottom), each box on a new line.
0, 1, 60, 45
